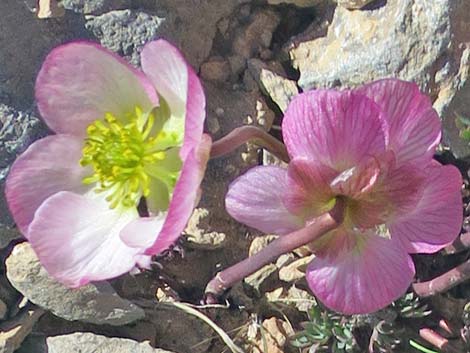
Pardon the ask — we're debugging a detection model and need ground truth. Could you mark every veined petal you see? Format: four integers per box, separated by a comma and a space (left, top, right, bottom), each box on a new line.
141, 39, 206, 161
307, 231, 415, 314
356, 78, 441, 166
285, 158, 337, 220
391, 163, 463, 253
282, 90, 388, 170
350, 163, 425, 229
5, 135, 90, 234
145, 134, 212, 255
27, 191, 149, 287
36, 41, 158, 137
226, 165, 304, 235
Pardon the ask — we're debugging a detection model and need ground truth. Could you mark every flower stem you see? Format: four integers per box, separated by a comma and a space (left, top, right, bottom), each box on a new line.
443, 232, 470, 255
210, 126, 290, 163
413, 259, 470, 297
204, 199, 345, 302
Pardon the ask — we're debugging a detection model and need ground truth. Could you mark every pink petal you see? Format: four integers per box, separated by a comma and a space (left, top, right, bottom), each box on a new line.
120, 213, 166, 249
282, 90, 388, 170
5, 135, 90, 234
141, 39, 206, 161
307, 231, 415, 314
27, 191, 149, 287
356, 78, 441, 166
284, 158, 337, 219
390, 163, 463, 253
36, 41, 158, 137
226, 165, 304, 236
144, 134, 212, 255
350, 162, 425, 229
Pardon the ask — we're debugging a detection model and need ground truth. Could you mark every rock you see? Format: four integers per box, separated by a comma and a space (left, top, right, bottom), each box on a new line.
61, 0, 130, 14
0, 105, 47, 245
289, 0, 470, 157
21, 332, 175, 353
6, 242, 145, 326
200, 57, 231, 82
0, 0, 90, 109
0, 304, 45, 353
233, 9, 281, 59
335, 0, 376, 9
268, 0, 324, 6
85, 10, 164, 66
155, 0, 251, 68
247, 59, 299, 112
0, 300, 7, 321
183, 208, 227, 249
37, 0, 65, 18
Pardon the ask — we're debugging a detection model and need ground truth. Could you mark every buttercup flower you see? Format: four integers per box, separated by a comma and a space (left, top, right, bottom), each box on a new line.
6, 40, 211, 287
226, 79, 462, 314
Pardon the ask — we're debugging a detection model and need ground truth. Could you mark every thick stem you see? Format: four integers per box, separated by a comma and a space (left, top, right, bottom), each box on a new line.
210, 126, 289, 163
419, 328, 461, 353
204, 200, 345, 302
413, 259, 470, 297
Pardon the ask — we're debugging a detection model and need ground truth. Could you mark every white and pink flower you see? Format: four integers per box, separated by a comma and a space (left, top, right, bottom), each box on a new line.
6, 40, 211, 287
225, 79, 463, 314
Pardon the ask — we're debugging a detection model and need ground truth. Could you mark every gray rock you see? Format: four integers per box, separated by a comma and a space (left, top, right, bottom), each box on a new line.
62, 0, 130, 14
0, 105, 47, 244
0, 0, 90, 110
267, 0, 325, 6
85, 10, 165, 66
0, 305, 45, 353
335, 0, 376, 9
6, 242, 145, 326
19, 332, 174, 353
289, 0, 470, 157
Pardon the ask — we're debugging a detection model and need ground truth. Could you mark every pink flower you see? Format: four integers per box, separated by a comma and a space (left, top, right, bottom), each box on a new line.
6, 40, 211, 287
225, 79, 462, 314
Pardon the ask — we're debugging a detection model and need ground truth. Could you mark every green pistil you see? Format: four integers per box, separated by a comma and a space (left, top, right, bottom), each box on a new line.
80, 107, 180, 209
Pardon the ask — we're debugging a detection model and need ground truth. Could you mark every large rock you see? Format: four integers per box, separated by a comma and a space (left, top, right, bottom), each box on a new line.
0, 105, 47, 244
19, 332, 174, 353
6, 243, 145, 326
85, 10, 164, 65
290, 0, 470, 157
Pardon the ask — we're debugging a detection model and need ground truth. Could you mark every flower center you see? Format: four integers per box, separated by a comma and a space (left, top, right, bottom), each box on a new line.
80, 106, 181, 209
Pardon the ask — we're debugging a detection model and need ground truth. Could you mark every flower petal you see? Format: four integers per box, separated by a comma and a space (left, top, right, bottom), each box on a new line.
27, 191, 149, 287
282, 90, 388, 170
5, 135, 90, 234
390, 163, 463, 253
350, 163, 425, 229
141, 39, 206, 160
120, 213, 166, 249
36, 41, 158, 137
284, 158, 337, 220
356, 78, 441, 166
144, 134, 212, 255
226, 165, 304, 236
307, 231, 415, 314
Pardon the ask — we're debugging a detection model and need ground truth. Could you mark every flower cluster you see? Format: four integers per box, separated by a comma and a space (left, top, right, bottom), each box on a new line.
226, 79, 462, 314
6, 40, 211, 287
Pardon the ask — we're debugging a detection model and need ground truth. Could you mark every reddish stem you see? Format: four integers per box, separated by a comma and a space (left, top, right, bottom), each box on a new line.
443, 232, 470, 255
204, 199, 345, 302
419, 328, 461, 353
413, 259, 470, 297
210, 126, 290, 163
